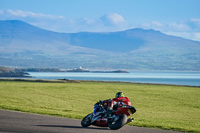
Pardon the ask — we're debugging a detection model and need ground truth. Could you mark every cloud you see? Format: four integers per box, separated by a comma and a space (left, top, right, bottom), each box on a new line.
0, 10, 3, 14
194, 32, 200, 39
140, 21, 164, 30
100, 13, 127, 26
168, 22, 190, 31
152, 21, 163, 27
0, 9, 64, 19
187, 18, 200, 31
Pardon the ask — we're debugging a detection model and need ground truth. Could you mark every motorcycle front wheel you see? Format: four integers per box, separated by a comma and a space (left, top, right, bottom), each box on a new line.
108, 114, 127, 130
81, 113, 92, 127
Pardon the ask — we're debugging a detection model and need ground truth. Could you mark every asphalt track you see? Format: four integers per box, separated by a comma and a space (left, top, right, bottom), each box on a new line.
0, 109, 182, 133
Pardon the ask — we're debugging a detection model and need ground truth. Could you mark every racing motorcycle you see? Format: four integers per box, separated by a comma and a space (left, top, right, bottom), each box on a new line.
81, 99, 136, 130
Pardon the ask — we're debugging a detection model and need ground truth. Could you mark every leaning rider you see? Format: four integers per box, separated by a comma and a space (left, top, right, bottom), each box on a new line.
93, 92, 136, 118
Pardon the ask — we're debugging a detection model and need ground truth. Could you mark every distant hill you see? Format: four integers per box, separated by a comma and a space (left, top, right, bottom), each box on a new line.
0, 20, 200, 71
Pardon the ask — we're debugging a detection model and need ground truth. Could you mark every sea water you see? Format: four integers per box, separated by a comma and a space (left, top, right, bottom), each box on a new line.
28, 71, 200, 86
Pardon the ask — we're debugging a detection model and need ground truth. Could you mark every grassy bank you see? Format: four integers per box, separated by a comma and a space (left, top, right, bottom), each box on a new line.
0, 80, 199, 132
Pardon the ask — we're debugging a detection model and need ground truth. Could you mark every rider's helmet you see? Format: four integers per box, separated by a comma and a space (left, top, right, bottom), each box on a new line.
115, 92, 125, 98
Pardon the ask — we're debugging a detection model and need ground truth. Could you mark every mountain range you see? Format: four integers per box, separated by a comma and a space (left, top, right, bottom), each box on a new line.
0, 20, 200, 71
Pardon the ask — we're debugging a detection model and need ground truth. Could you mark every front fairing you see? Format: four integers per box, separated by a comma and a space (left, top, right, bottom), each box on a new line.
114, 106, 133, 116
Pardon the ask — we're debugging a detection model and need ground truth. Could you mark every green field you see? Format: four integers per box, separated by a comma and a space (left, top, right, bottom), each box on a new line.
0, 80, 199, 132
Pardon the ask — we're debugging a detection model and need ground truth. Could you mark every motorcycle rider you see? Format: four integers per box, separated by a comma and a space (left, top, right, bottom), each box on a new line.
92, 92, 136, 122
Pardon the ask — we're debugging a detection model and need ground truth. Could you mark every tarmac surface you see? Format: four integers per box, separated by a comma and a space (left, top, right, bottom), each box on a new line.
0, 109, 182, 133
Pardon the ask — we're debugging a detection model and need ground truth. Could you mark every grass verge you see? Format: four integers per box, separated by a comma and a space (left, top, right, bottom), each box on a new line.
0, 80, 199, 132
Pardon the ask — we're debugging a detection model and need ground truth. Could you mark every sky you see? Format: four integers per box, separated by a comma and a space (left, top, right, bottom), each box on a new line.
0, 0, 200, 41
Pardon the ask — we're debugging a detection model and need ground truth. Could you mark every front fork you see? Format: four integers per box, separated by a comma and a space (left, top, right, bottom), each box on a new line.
108, 115, 119, 123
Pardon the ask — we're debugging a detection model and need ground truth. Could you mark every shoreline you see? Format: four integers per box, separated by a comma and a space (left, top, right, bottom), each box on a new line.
0, 78, 199, 87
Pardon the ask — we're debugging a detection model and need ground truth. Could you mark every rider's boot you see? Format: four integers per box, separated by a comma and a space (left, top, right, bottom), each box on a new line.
127, 117, 134, 124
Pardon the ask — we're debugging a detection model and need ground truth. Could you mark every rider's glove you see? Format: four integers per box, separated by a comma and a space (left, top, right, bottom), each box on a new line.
108, 99, 112, 102
98, 100, 103, 104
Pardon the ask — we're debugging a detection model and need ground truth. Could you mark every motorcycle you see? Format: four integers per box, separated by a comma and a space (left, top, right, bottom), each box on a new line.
81, 99, 136, 130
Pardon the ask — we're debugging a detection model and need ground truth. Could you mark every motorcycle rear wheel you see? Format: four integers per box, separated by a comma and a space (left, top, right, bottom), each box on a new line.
81, 113, 92, 127
108, 114, 127, 130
